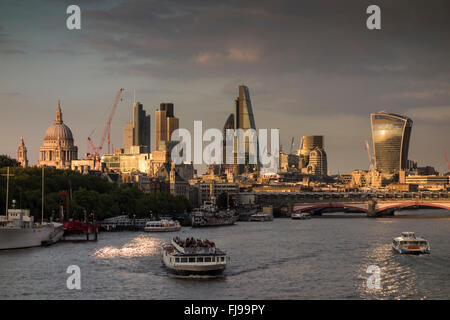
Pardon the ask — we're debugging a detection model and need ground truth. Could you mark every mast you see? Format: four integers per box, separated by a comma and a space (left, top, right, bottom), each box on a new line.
41, 166, 44, 224
2, 167, 15, 220
5, 167, 9, 220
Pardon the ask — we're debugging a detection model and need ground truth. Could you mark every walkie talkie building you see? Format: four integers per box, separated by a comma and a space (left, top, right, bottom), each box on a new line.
370, 112, 413, 173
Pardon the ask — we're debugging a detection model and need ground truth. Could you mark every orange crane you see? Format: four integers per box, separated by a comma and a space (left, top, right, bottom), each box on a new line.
87, 88, 124, 166
443, 149, 450, 173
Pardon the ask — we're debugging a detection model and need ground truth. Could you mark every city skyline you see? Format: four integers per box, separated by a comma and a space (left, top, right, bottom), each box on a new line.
0, 0, 449, 174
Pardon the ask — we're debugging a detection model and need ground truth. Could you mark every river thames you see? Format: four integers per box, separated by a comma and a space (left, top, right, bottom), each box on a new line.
1, 209, 449, 300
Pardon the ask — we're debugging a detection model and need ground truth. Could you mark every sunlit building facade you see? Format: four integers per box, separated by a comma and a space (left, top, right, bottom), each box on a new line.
371, 112, 413, 173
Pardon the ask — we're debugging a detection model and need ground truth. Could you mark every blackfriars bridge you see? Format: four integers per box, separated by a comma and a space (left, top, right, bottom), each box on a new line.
250, 191, 450, 217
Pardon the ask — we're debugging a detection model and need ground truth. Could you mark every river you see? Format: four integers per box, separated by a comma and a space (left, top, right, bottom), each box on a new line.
1, 209, 449, 299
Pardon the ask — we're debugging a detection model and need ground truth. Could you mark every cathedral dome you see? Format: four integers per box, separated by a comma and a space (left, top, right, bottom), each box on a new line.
43, 101, 74, 141
44, 123, 74, 141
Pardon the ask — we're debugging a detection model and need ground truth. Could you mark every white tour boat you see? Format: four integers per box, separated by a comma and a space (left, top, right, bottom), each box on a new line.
291, 212, 311, 220
144, 219, 181, 232
392, 232, 430, 254
161, 237, 227, 275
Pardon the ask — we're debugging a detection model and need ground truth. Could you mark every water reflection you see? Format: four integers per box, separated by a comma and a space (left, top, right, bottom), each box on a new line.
357, 244, 422, 299
93, 235, 162, 258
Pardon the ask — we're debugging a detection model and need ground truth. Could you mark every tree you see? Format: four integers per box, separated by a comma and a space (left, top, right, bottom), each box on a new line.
0, 155, 21, 168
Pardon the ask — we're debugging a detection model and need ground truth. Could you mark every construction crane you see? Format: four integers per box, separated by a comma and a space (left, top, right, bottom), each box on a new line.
443, 149, 450, 173
87, 88, 124, 161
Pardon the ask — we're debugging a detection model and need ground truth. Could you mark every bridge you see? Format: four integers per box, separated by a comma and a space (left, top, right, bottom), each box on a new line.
250, 191, 450, 217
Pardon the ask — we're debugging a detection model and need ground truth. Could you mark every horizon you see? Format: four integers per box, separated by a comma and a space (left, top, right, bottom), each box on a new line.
1, 0, 449, 174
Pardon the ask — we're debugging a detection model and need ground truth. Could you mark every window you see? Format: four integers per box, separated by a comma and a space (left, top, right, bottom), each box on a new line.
181, 258, 188, 263
221, 257, 225, 262
175, 258, 180, 263
205, 257, 212, 262
189, 258, 195, 263
197, 257, 204, 263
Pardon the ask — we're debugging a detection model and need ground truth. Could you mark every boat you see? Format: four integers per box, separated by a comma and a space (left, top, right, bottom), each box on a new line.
0, 167, 64, 250
249, 212, 273, 222
291, 212, 312, 220
191, 197, 236, 227
392, 232, 430, 254
144, 219, 181, 232
161, 237, 227, 275
0, 209, 62, 250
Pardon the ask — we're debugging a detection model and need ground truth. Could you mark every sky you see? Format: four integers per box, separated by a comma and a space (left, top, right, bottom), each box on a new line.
0, 0, 449, 174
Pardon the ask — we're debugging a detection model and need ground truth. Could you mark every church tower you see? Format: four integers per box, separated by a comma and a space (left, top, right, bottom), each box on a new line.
17, 136, 28, 168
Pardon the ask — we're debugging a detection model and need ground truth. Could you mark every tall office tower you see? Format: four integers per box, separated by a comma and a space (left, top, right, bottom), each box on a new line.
299, 135, 324, 164
371, 112, 413, 173
234, 85, 257, 173
222, 113, 235, 166
16, 136, 28, 168
123, 100, 151, 154
123, 122, 134, 152
156, 103, 179, 151
307, 147, 327, 176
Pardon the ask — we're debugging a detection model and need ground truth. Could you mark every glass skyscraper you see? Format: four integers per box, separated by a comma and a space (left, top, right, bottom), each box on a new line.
370, 112, 413, 173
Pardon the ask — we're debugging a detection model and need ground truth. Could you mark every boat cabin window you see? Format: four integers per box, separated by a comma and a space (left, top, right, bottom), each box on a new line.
189, 258, 195, 263
180, 258, 188, 263
175, 258, 180, 263
197, 257, 204, 263
204, 257, 212, 262
221, 257, 225, 262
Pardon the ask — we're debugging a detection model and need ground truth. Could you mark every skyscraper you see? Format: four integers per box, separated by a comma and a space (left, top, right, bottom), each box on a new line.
155, 103, 179, 151
123, 100, 151, 153
371, 112, 413, 173
234, 85, 257, 173
298, 135, 324, 164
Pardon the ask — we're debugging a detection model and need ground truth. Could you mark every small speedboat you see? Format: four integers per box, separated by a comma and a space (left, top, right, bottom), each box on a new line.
250, 213, 273, 222
392, 232, 430, 254
291, 212, 311, 220
144, 219, 181, 232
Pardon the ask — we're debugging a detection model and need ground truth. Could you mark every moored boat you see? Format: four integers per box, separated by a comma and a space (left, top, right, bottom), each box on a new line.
191, 197, 236, 227
0, 209, 62, 250
144, 219, 181, 232
249, 212, 273, 222
161, 237, 227, 275
392, 232, 430, 254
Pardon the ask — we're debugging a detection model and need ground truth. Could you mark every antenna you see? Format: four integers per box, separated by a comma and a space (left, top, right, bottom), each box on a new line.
133, 88, 136, 104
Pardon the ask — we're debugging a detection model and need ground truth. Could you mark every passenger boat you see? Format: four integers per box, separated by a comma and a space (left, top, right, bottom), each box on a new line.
249, 213, 273, 222
392, 232, 430, 254
161, 237, 227, 275
291, 212, 311, 220
144, 219, 181, 232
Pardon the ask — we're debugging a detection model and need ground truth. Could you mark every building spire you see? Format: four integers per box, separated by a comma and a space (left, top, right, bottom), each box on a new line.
56, 100, 63, 124
133, 88, 136, 104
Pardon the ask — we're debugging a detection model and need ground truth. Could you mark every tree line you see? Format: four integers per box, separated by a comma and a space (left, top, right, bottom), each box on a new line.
0, 155, 192, 221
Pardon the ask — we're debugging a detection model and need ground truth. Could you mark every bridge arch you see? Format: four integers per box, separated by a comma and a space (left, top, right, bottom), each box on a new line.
294, 203, 368, 214
376, 202, 450, 213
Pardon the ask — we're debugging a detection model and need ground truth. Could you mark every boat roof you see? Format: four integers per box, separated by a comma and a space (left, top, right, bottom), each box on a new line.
394, 232, 428, 241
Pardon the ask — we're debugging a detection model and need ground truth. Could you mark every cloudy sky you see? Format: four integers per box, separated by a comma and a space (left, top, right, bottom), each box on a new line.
0, 0, 449, 174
